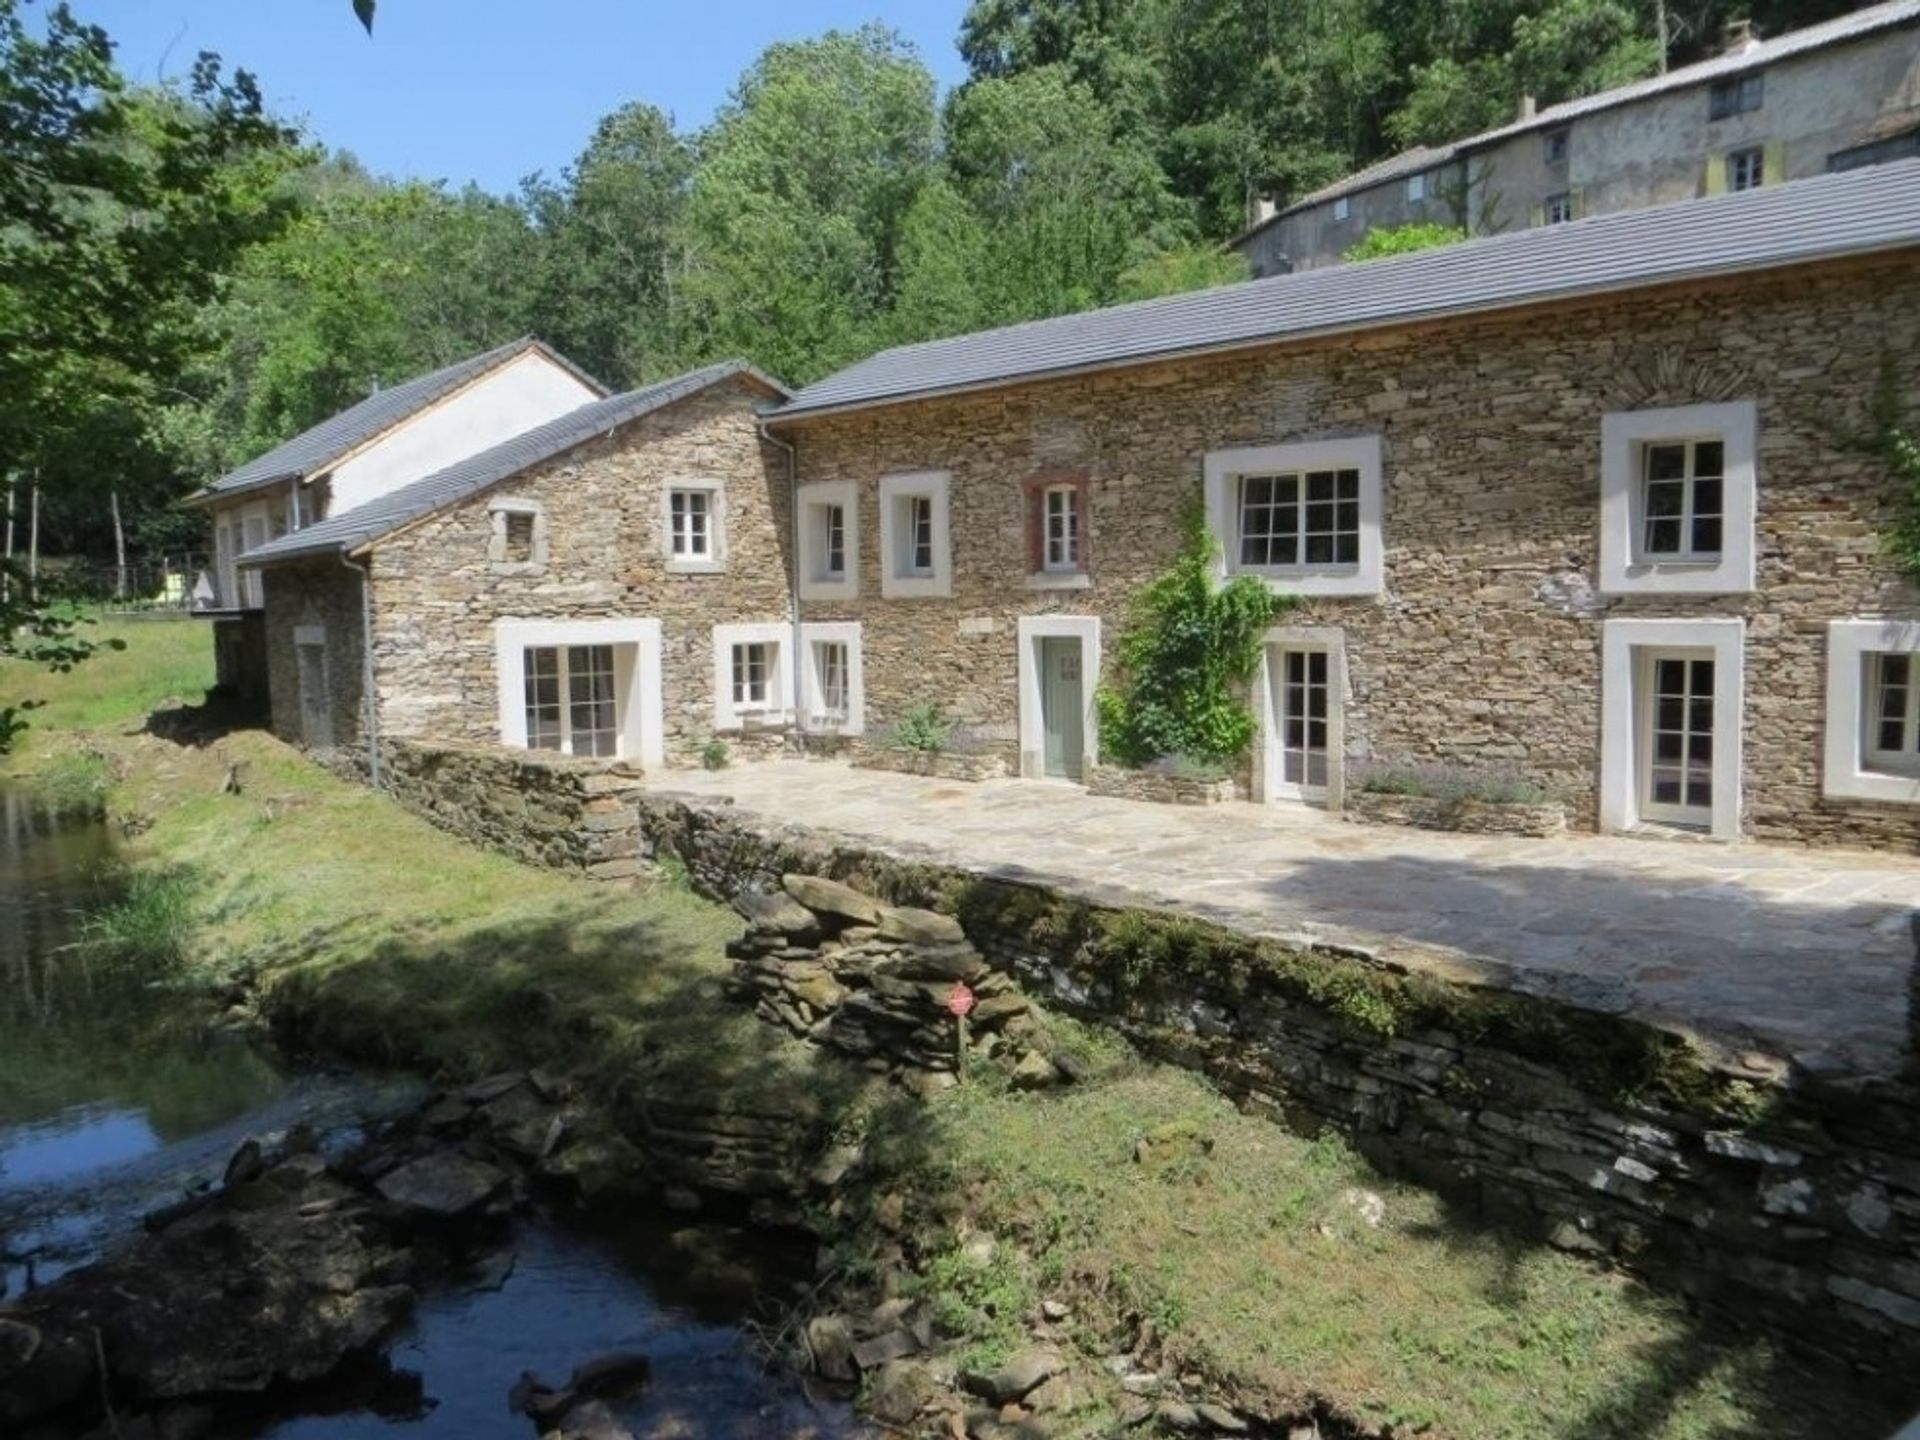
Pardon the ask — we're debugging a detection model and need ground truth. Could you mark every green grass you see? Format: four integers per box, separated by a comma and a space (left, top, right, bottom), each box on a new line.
2, 614, 214, 753
3, 635, 1891, 1440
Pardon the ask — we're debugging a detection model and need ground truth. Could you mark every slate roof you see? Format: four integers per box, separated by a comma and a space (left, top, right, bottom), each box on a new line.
241, 360, 786, 566
189, 338, 608, 503
1237, 0, 1920, 242
776, 158, 1920, 422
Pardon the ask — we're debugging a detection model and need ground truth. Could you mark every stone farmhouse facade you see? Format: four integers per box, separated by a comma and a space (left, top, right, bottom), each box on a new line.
229, 159, 1920, 852
1236, 0, 1920, 276
183, 338, 605, 705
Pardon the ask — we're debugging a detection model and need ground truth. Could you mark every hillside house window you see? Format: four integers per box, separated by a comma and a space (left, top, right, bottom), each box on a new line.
1726, 146, 1766, 192
1205, 437, 1384, 597
1641, 439, 1724, 560
1709, 73, 1763, 120
797, 481, 858, 600
1333, 196, 1351, 222
1599, 401, 1756, 595
663, 479, 725, 572
1545, 192, 1575, 225
877, 472, 951, 598
1544, 129, 1569, 164
524, 644, 617, 758
1406, 172, 1427, 203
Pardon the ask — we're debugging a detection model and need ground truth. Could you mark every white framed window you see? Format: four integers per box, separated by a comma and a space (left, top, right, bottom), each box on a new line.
1726, 146, 1765, 192
1043, 484, 1081, 572
523, 643, 619, 758
487, 497, 547, 569
1598, 400, 1756, 595
1544, 192, 1574, 225
711, 621, 794, 732
799, 621, 865, 735
797, 480, 859, 601
494, 618, 664, 770
1204, 436, 1383, 597
877, 471, 951, 598
1824, 620, 1920, 804
662, 479, 726, 573
1332, 196, 1351, 222
1406, 172, 1427, 203
1600, 618, 1744, 840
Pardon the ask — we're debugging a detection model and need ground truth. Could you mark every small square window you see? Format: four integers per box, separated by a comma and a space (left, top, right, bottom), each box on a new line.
1406, 172, 1427, 203
1709, 72, 1763, 120
1544, 129, 1569, 164
1726, 146, 1765, 192
1545, 192, 1574, 225
502, 511, 536, 563
489, 501, 545, 568
1333, 196, 1350, 222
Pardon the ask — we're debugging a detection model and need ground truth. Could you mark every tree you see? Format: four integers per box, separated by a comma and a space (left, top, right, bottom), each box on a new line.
1343, 221, 1466, 262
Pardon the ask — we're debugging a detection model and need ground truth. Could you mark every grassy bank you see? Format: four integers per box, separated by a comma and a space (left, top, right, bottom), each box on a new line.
1, 621, 1890, 1439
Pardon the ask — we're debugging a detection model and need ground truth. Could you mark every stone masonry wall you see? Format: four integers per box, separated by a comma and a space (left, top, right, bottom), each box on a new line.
384, 737, 647, 879
261, 559, 367, 762
632, 791, 1920, 1370
786, 257, 1920, 848
364, 375, 792, 767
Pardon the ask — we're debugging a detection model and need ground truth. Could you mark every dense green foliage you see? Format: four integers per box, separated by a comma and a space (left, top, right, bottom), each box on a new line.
1344, 221, 1468, 262
1096, 509, 1291, 768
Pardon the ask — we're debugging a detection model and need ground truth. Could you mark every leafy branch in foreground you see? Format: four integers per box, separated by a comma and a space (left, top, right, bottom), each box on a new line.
2, 563, 124, 753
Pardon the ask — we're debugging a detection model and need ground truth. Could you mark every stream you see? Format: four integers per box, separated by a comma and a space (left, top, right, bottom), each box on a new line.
0, 784, 865, 1439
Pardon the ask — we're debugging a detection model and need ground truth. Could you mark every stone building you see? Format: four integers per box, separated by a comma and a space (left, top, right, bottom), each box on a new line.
183, 338, 606, 707
1235, 0, 1920, 276
239, 361, 794, 772
241, 161, 1920, 851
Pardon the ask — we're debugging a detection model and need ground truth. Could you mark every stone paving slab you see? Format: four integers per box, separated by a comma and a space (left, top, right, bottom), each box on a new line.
654, 760, 1920, 1080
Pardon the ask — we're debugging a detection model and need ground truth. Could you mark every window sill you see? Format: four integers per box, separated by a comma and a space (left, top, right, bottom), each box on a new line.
666, 558, 727, 576
1228, 565, 1381, 599
1024, 571, 1092, 591
879, 572, 951, 600
489, 562, 547, 578
1599, 559, 1751, 596
799, 575, 858, 602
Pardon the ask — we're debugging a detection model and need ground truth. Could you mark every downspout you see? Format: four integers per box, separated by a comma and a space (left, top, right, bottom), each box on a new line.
759, 420, 803, 748
340, 549, 382, 789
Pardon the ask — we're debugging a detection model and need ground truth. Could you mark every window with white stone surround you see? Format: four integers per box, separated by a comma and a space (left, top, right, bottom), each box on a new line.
1203, 437, 1384, 597
493, 618, 663, 769
797, 481, 858, 600
1599, 400, 1756, 594
487, 497, 547, 571
799, 621, 865, 735
1824, 620, 1920, 804
878, 471, 951, 598
662, 478, 726, 573
711, 621, 794, 732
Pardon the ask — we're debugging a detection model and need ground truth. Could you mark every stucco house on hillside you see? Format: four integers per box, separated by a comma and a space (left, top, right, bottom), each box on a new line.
1235, 0, 1920, 276
183, 337, 607, 705
232, 158, 1920, 852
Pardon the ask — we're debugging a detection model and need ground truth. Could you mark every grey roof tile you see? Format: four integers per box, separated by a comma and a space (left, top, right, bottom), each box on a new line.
778, 159, 1920, 422
241, 360, 786, 566
192, 337, 608, 501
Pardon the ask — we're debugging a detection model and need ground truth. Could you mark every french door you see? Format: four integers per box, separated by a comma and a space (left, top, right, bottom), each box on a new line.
1640, 649, 1715, 827
1274, 648, 1330, 800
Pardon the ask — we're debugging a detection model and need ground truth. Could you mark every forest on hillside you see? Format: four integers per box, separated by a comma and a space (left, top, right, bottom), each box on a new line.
1, 0, 1865, 561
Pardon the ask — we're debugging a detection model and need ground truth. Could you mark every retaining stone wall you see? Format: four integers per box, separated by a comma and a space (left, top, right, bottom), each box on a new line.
852, 748, 1012, 782
384, 738, 647, 879
1342, 790, 1568, 837
1086, 764, 1240, 807
631, 791, 1920, 1370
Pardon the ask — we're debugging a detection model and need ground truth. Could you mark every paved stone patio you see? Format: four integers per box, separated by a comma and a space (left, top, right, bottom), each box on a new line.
656, 760, 1919, 1079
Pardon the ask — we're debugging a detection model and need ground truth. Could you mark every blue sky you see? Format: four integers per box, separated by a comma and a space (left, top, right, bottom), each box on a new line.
77, 0, 971, 193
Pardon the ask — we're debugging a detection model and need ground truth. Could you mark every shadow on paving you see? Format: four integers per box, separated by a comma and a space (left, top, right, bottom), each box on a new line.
1264, 850, 1914, 1074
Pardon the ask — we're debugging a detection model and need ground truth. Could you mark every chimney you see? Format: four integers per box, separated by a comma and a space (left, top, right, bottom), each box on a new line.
1518, 93, 1538, 122
1722, 18, 1760, 54
1247, 194, 1278, 230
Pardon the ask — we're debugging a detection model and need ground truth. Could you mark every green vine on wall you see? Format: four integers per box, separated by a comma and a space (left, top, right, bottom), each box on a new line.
1095, 504, 1294, 769
1865, 354, 1920, 582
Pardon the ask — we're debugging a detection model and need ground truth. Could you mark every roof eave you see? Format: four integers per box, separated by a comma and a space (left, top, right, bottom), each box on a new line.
773, 236, 1920, 426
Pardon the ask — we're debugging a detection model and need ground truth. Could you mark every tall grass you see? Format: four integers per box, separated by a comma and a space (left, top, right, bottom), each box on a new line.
78, 865, 201, 977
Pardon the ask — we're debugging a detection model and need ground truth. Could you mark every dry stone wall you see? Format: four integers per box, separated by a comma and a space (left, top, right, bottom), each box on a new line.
631, 790, 1920, 1370
1086, 764, 1240, 807
785, 257, 1920, 849
1342, 790, 1567, 837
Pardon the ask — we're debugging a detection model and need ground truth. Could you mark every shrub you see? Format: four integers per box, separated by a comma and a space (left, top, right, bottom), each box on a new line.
1096, 504, 1291, 769
1356, 762, 1550, 806
1343, 222, 1466, 263
889, 701, 953, 754
701, 738, 731, 770
1144, 752, 1231, 783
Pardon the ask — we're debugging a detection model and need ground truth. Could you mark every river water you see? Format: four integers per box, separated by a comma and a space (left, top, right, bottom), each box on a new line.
0, 784, 863, 1439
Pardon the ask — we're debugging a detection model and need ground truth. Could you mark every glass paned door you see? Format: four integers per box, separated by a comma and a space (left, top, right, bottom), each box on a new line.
1275, 648, 1330, 798
1641, 650, 1714, 827
566, 644, 617, 757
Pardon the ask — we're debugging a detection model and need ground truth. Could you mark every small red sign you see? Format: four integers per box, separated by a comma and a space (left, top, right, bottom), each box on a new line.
946, 982, 976, 1018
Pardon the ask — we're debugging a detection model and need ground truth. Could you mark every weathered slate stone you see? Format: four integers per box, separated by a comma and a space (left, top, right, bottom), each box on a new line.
876, 905, 967, 945
961, 1347, 1061, 1405
376, 1153, 509, 1218
733, 888, 821, 940
782, 874, 885, 925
